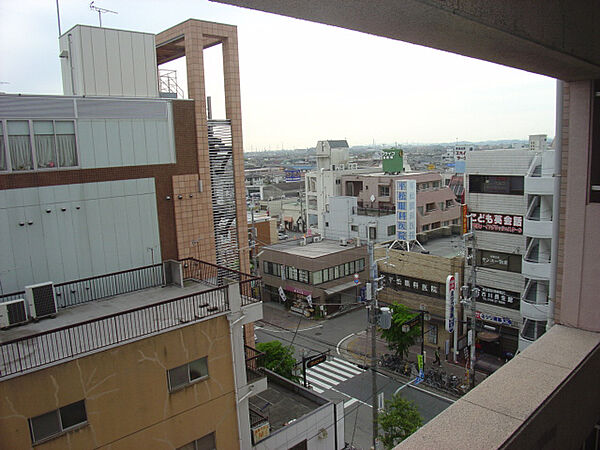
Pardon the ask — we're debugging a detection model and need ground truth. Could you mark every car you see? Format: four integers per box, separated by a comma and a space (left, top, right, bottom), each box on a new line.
278, 233, 288, 240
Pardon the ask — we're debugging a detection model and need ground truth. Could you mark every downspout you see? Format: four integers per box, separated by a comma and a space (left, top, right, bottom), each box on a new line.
548, 80, 564, 329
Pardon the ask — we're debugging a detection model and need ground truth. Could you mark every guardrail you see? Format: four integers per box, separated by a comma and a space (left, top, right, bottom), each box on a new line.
0, 286, 229, 379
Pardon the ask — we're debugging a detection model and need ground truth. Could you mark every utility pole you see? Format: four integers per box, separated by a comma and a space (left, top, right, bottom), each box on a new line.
368, 240, 379, 450
250, 199, 258, 276
463, 214, 478, 389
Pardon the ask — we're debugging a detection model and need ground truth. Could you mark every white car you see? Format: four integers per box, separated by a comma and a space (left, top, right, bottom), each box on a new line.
278, 233, 288, 240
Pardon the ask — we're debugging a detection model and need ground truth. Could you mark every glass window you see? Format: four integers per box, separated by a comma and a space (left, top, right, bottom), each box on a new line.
349, 261, 355, 273
312, 270, 322, 285
34, 121, 57, 168
55, 121, 77, 167
0, 122, 5, 170
350, 225, 358, 232
189, 357, 208, 381
168, 365, 189, 391
328, 267, 335, 280
334, 265, 340, 279
29, 401, 87, 444
387, 225, 395, 236
7, 120, 33, 170
298, 269, 309, 283
322, 269, 330, 283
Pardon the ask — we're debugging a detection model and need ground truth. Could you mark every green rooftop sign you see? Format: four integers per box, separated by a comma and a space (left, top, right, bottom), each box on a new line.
382, 148, 404, 173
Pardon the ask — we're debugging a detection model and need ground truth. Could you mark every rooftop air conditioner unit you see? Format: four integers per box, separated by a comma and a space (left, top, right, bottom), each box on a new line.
25, 282, 57, 320
340, 238, 348, 246
0, 299, 28, 328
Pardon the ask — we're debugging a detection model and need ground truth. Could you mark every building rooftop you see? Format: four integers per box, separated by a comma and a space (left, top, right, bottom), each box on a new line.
326, 140, 349, 148
0, 259, 259, 380
262, 238, 360, 258
421, 235, 464, 258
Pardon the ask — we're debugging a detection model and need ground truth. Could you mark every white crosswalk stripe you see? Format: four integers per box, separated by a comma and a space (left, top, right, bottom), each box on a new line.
305, 357, 365, 394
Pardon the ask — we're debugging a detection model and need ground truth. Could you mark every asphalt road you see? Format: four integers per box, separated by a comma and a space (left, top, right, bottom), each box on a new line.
255, 305, 454, 449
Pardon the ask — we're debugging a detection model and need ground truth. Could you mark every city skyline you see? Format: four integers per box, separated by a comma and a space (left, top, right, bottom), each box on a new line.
0, 0, 556, 150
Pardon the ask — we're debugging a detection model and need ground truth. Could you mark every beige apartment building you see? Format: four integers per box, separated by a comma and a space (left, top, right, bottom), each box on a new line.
342, 171, 461, 232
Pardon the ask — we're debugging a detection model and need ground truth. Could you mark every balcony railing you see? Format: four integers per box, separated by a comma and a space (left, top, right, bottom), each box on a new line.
354, 207, 395, 217
0, 259, 261, 379
245, 345, 266, 384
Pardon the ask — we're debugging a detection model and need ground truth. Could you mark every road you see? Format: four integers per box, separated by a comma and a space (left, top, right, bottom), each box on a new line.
255, 304, 454, 449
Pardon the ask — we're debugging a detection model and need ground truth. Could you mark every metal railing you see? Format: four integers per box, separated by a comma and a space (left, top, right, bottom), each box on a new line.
0, 286, 229, 379
355, 207, 395, 217
54, 264, 163, 308
249, 404, 269, 428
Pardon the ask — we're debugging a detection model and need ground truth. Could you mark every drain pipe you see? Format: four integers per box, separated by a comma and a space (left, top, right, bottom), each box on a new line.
548, 80, 564, 329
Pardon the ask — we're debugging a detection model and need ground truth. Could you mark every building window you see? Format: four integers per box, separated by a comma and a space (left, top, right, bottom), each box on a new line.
451, 219, 458, 225
286, 266, 299, 281
177, 432, 216, 450
335, 179, 341, 185
431, 221, 441, 229
427, 324, 438, 344
0, 122, 5, 171
351, 225, 358, 232
325, 222, 329, 227
425, 202, 436, 212
369, 227, 377, 240
379, 185, 390, 196
446, 199, 454, 208
7, 120, 33, 170
442, 221, 449, 226
298, 269, 309, 283
469, 175, 524, 195
29, 400, 87, 444
432, 181, 440, 189
168, 357, 209, 392
387, 225, 396, 236
262, 261, 281, 277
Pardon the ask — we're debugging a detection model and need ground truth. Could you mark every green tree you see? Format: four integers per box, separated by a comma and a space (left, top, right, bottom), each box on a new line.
378, 394, 423, 449
380, 303, 420, 359
256, 340, 299, 382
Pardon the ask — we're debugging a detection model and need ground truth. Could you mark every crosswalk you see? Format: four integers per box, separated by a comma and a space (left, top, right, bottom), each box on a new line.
305, 357, 365, 409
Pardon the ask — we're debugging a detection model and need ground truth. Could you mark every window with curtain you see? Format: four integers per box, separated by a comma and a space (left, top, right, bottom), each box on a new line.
0, 122, 6, 170
7, 121, 33, 170
55, 121, 77, 167
34, 121, 57, 168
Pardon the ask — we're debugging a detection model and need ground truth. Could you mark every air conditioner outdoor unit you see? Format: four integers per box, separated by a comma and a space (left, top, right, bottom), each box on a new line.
340, 238, 348, 246
313, 236, 323, 242
0, 299, 28, 328
25, 282, 57, 320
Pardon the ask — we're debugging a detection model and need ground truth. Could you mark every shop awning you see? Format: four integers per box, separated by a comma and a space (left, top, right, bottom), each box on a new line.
324, 281, 359, 296
478, 331, 501, 342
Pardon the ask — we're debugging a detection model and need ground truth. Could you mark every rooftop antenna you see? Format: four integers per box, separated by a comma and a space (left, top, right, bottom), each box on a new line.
89, 1, 118, 27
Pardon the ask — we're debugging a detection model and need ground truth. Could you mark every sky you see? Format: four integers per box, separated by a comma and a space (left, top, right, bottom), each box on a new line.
0, 0, 557, 151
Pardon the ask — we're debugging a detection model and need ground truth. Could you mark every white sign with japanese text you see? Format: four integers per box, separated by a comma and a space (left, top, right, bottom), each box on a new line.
395, 179, 417, 241
471, 212, 523, 235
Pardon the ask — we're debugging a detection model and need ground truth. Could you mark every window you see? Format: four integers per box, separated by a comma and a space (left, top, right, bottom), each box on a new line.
168, 357, 209, 392
425, 202, 436, 212
286, 266, 299, 281
351, 225, 358, 232
387, 225, 396, 236
325, 222, 329, 227
7, 120, 33, 170
322, 268, 330, 283
431, 221, 441, 229
0, 122, 5, 170
262, 261, 281, 277
379, 185, 390, 196
452, 218, 459, 225
422, 224, 430, 231
357, 259, 365, 271
298, 269, 309, 283
432, 181, 440, 189
446, 199, 454, 208
178, 432, 216, 450
335, 179, 341, 185
442, 221, 449, 226
311, 270, 323, 285
29, 400, 87, 444
469, 175, 524, 195
369, 227, 377, 240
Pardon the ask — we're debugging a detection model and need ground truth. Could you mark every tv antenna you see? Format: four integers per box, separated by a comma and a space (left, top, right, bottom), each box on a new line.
89, 2, 118, 27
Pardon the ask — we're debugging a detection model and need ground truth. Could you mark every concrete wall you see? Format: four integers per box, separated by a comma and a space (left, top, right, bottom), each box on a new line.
0, 316, 238, 449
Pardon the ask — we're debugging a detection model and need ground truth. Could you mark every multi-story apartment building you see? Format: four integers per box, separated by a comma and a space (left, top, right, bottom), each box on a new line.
217, 1, 600, 447
336, 171, 461, 237
465, 136, 556, 354
304, 140, 378, 232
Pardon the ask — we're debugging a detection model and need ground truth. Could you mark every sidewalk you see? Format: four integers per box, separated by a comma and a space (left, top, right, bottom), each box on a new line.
342, 331, 487, 385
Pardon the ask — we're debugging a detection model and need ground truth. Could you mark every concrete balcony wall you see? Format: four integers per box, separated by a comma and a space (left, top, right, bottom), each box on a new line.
520, 299, 549, 321
524, 176, 554, 195
522, 260, 551, 279
523, 218, 553, 238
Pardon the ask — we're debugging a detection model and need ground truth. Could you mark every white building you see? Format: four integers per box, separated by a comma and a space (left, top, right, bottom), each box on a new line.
465, 135, 556, 354
305, 140, 377, 232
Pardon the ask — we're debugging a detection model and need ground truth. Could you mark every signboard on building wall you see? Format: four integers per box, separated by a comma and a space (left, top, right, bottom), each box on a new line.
382, 148, 404, 173
381, 271, 444, 299
252, 422, 270, 445
284, 168, 301, 182
476, 311, 513, 327
395, 179, 416, 241
462, 204, 468, 235
471, 212, 523, 234
445, 275, 456, 332
478, 286, 520, 310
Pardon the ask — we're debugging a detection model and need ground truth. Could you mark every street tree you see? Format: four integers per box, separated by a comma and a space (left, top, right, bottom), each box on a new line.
380, 303, 420, 359
256, 340, 299, 382
378, 394, 423, 449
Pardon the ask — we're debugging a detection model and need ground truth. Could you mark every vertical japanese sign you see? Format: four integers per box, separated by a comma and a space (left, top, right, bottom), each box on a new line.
461, 204, 468, 235
445, 275, 456, 332
395, 179, 417, 241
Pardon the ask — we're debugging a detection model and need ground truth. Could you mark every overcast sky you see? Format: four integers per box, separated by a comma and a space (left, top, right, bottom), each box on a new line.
0, 0, 556, 150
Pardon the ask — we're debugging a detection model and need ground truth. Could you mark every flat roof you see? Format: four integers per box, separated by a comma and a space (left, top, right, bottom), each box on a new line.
263, 239, 360, 258
422, 235, 465, 258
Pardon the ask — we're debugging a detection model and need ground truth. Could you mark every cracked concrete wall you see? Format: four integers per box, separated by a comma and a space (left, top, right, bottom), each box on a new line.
0, 316, 239, 449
